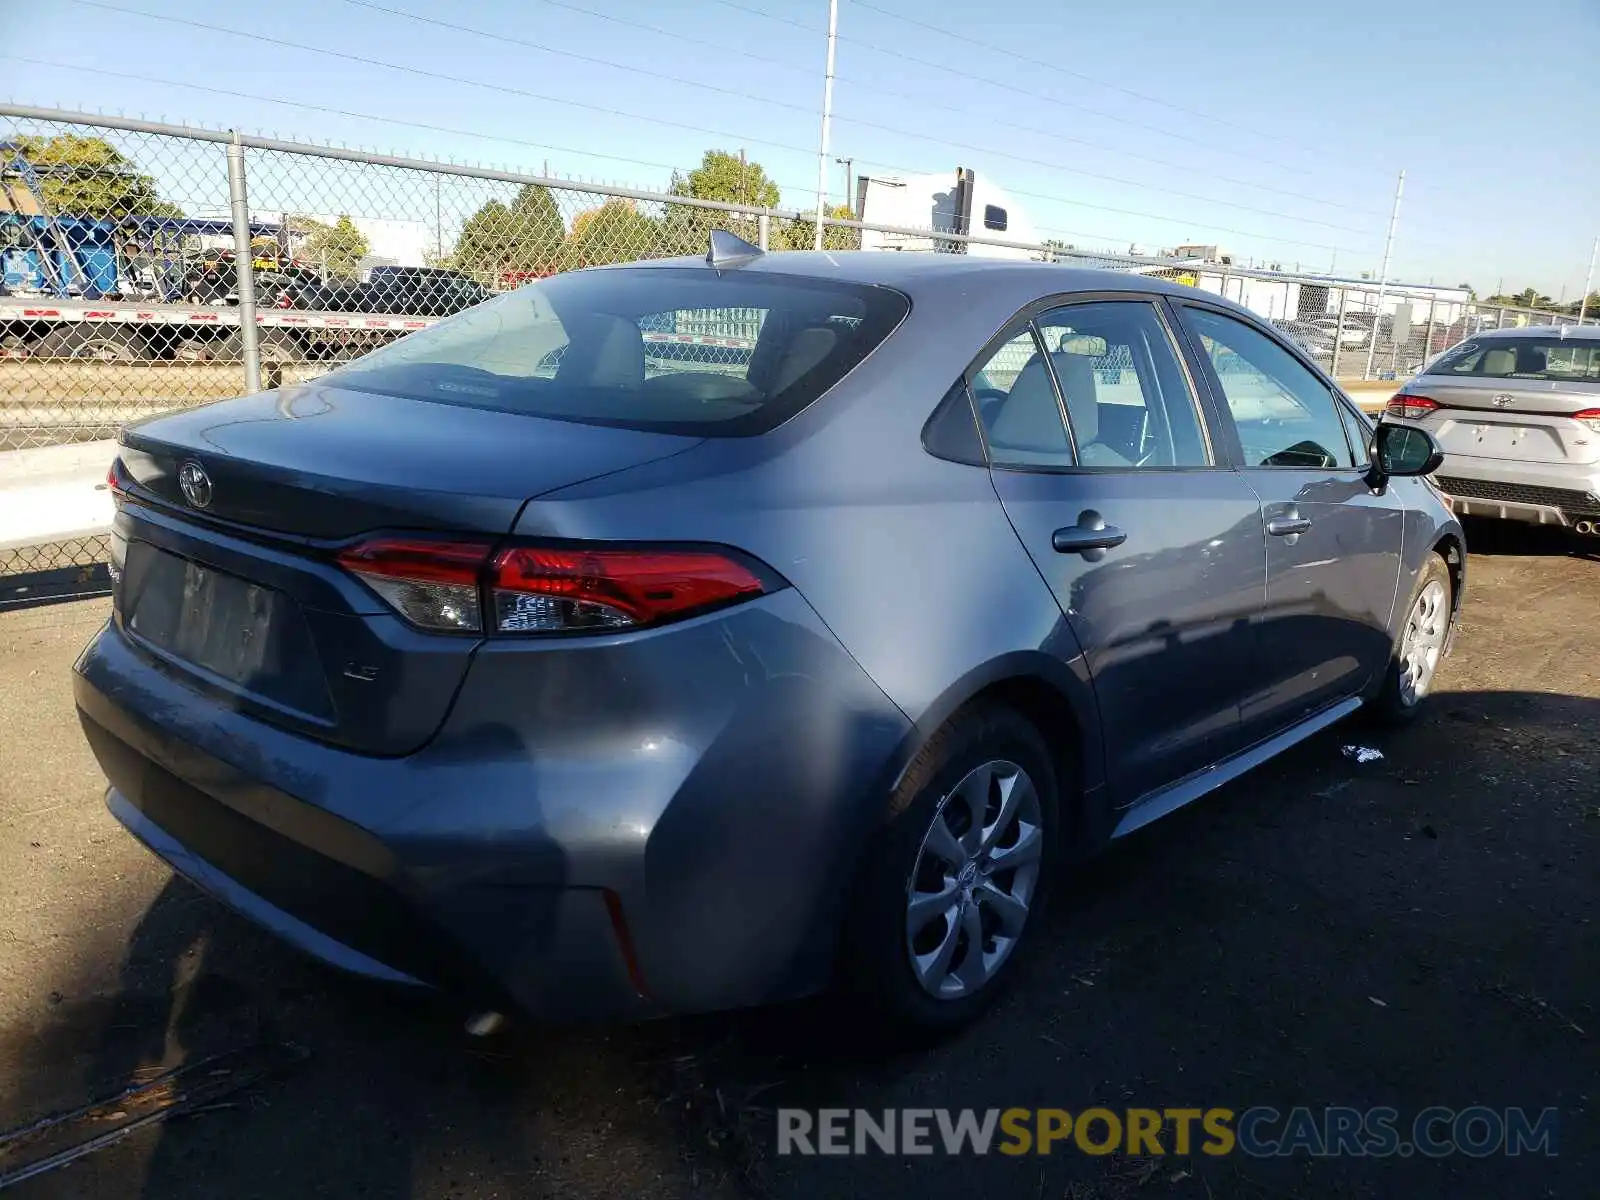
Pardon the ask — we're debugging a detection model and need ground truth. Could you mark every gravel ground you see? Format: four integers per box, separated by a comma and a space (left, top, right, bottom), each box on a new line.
0, 517, 1594, 1199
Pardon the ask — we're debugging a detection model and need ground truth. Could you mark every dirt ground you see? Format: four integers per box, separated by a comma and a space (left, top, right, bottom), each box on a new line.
0, 517, 1594, 1199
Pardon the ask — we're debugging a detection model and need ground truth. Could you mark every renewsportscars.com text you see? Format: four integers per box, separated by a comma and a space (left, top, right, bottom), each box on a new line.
776, 1106, 1559, 1158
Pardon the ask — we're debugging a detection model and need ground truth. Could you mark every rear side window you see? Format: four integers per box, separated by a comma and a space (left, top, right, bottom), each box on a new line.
1429, 337, 1600, 381
322, 267, 909, 436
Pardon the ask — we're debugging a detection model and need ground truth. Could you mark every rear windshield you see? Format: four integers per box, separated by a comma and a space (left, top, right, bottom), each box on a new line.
320, 267, 910, 435
1428, 337, 1600, 382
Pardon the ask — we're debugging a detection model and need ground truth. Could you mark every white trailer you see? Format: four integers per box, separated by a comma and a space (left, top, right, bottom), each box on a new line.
855, 168, 1040, 260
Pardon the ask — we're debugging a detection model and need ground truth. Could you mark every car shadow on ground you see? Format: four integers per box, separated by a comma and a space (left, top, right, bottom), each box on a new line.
1459, 515, 1600, 560
2, 689, 1595, 1199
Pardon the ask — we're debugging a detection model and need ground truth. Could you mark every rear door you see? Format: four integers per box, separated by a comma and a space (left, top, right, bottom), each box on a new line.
1410, 336, 1600, 467
975, 295, 1267, 804
1173, 302, 1404, 737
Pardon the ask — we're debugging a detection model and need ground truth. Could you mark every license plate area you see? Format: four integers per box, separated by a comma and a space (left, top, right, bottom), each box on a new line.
123, 542, 334, 720
1443, 419, 1566, 463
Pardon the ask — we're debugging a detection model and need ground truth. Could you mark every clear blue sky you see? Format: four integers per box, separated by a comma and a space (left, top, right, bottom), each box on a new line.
4, 0, 1597, 295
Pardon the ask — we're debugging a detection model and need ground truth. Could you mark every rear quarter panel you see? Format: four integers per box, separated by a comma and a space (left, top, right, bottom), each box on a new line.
516, 279, 1106, 799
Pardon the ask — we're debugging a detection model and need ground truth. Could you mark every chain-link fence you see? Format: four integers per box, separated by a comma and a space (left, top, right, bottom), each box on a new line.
3, 102, 1592, 594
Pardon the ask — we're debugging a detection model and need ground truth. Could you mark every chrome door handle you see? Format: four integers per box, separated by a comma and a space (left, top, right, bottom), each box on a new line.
1052, 510, 1127, 561
1267, 515, 1312, 537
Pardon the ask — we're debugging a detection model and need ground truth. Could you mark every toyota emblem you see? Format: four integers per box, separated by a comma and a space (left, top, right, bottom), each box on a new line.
178, 461, 213, 509
1491, 394, 1514, 408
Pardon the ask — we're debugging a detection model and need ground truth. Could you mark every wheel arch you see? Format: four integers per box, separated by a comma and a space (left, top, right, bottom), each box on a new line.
872, 651, 1106, 850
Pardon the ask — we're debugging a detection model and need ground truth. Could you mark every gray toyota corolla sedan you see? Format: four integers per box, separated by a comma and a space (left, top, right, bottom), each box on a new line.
75, 238, 1466, 1033
1382, 325, 1600, 534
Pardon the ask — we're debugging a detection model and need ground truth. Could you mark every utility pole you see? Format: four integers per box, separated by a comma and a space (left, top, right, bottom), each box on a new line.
740, 148, 747, 207
1580, 236, 1598, 323
812, 0, 839, 251
836, 155, 854, 216
434, 175, 442, 262
1363, 168, 1405, 380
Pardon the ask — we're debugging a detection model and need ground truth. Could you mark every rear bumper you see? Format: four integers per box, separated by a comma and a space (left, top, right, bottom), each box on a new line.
1430, 461, 1600, 528
74, 587, 910, 1021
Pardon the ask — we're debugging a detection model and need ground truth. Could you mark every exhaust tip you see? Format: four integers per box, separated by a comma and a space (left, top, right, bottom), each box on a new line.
464, 1010, 509, 1037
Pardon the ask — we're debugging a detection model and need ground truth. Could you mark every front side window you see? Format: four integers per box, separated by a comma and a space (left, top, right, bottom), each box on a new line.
1337, 400, 1373, 467
321, 267, 909, 436
1180, 307, 1356, 470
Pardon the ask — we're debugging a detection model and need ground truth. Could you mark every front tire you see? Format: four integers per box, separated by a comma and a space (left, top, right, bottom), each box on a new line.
839, 705, 1061, 1037
1369, 554, 1453, 725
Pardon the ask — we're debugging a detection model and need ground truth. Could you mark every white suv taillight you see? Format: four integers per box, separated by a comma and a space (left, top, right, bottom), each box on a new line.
336, 537, 770, 635
1574, 407, 1600, 434
1385, 394, 1441, 421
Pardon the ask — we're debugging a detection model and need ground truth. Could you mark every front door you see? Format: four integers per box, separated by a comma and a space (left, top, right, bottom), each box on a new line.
1174, 303, 1405, 736
974, 297, 1268, 805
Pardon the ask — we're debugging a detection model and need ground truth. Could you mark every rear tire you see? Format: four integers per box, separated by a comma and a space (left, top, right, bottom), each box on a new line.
32, 324, 148, 361
838, 704, 1061, 1038
1368, 553, 1453, 726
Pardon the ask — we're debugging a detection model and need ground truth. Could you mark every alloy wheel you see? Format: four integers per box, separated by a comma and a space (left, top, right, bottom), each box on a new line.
1398, 579, 1449, 706
905, 759, 1044, 999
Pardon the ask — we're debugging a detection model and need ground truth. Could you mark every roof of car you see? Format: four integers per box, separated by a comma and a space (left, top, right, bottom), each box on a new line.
613, 249, 1214, 303
1472, 323, 1600, 341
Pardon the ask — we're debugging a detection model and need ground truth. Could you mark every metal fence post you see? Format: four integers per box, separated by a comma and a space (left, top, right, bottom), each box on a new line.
758, 212, 769, 251
227, 131, 262, 394
1424, 297, 1436, 366
1330, 288, 1348, 379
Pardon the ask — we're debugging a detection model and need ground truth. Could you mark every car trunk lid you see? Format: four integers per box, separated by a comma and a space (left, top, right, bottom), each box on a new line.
1408, 377, 1600, 465
113, 382, 700, 755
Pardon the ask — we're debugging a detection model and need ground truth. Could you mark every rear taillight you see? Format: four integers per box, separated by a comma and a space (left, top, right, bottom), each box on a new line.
1385, 394, 1440, 421
1574, 407, 1600, 433
336, 537, 770, 635
336, 538, 492, 632
106, 459, 126, 508
489, 546, 766, 633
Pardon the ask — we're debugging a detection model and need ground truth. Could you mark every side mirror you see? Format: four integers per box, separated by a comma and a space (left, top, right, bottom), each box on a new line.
1369, 422, 1444, 486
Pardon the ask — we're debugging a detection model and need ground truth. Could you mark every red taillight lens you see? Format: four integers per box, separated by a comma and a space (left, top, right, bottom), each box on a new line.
489, 546, 766, 633
106, 458, 126, 507
1385, 394, 1440, 421
1574, 407, 1600, 433
336, 538, 770, 635
336, 537, 493, 632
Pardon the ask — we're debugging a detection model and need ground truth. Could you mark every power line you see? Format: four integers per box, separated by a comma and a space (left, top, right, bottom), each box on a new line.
854, 0, 1303, 147
528, 0, 1384, 217
342, 0, 823, 121
0, 55, 742, 189
345, 0, 1380, 234
44, 1, 1392, 258
70, 0, 824, 160
848, 158, 1374, 255
704, 0, 1338, 182
831, 112, 1377, 235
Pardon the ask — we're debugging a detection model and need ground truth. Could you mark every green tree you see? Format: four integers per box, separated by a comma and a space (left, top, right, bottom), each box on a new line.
565, 199, 659, 268
775, 204, 859, 252
293, 214, 369, 279
670, 150, 780, 209
1038, 237, 1077, 263
451, 184, 565, 282
6, 134, 182, 219
1486, 287, 1555, 309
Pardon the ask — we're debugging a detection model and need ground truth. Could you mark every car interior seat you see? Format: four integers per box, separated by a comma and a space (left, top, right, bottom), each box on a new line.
1480, 347, 1516, 376
989, 350, 1133, 467
769, 324, 839, 394
556, 313, 644, 388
